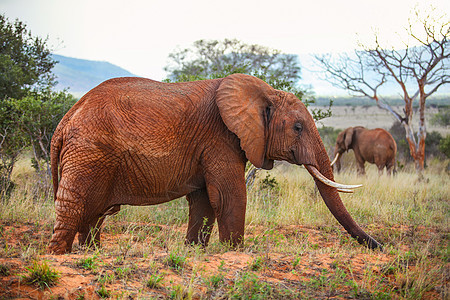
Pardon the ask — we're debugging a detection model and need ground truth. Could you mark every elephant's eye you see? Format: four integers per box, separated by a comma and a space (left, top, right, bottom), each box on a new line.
293, 122, 303, 135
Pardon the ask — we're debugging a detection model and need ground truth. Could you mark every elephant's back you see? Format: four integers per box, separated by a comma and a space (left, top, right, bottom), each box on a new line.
58, 77, 220, 138
55, 76, 224, 168
361, 128, 397, 158
371, 128, 396, 147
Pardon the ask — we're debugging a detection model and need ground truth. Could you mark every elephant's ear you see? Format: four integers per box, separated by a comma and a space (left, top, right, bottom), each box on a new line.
216, 74, 274, 168
344, 127, 354, 150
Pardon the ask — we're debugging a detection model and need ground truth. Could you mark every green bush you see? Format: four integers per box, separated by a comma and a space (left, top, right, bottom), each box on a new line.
425, 131, 444, 158
439, 135, 450, 158
430, 109, 450, 127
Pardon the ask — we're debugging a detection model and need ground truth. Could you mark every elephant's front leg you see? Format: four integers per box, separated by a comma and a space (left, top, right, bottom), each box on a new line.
206, 178, 247, 247
354, 155, 366, 175
185, 189, 216, 246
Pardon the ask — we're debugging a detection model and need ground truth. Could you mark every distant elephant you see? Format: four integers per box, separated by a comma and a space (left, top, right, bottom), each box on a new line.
48, 74, 381, 254
331, 126, 397, 176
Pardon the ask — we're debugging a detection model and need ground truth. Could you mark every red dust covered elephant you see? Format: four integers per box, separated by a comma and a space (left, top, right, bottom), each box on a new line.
331, 126, 397, 176
48, 74, 382, 254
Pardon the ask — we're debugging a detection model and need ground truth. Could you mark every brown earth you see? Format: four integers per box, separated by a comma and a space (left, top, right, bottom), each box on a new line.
0, 220, 447, 299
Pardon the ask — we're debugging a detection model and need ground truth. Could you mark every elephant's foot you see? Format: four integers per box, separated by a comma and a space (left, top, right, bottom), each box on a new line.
48, 229, 76, 254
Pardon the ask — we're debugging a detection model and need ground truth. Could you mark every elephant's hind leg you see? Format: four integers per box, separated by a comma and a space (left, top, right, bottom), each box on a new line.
78, 216, 105, 249
186, 189, 216, 247
78, 205, 120, 249
386, 160, 396, 176
48, 180, 84, 254
377, 165, 385, 176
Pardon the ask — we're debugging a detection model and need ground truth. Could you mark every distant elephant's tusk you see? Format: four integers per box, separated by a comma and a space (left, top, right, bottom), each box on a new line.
305, 165, 362, 190
336, 188, 354, 193
330, 152, 341, 167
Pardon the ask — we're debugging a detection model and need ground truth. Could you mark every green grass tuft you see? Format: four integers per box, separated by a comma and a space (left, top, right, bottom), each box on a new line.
21, 260, 60, 290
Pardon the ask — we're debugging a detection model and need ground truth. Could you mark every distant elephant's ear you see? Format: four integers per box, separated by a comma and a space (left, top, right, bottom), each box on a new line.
216, 74, 274, 168
344, 127, 354, 150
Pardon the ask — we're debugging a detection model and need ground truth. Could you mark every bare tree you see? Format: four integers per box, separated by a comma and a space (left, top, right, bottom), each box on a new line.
315, 7, 449, 174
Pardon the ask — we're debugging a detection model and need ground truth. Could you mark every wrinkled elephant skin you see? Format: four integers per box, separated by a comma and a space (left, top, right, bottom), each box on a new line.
48, 74, 382, 254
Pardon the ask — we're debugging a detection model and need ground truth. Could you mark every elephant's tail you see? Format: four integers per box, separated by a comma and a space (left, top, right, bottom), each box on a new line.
50, 95, 84, 201
51, 132, 62, 202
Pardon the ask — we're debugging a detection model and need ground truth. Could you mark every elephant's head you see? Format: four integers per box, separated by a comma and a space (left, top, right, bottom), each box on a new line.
331, 127, 354, 172
216, 75, 381, 249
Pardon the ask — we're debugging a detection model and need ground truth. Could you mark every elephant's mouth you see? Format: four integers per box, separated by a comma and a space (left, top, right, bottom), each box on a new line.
304, 165, 362, 193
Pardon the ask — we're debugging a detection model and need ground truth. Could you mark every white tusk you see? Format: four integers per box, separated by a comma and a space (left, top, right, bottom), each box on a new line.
337, 188, 354, 193
330, 152, 341, 167
305, 165, 362, 190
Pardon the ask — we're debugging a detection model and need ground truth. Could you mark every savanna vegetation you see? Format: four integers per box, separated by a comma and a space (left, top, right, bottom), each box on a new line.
0, 148, 448, 299
315, 6, 450, 174
0, 13, 449, 300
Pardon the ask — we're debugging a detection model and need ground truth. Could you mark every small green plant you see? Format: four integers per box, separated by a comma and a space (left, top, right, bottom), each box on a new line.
260, 174, 279, 191
21, 260, 60, 290
77, 256, 98, 271
146, 273, 164, 289
229, 272, 273, 299
250, 256, 265, 271
96, 285, 111, 298
205, 273, 225, 289
75, 291, 85, 300
97, 272, 116, 285
115, 266, 132, 280
169, 284, 192, 299
0, 264, 10, 276
292, 256, 301, 268
166, 252, 186, 271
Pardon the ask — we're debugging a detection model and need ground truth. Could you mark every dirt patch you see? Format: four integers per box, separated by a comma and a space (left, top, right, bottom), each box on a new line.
0, 221, 447, 299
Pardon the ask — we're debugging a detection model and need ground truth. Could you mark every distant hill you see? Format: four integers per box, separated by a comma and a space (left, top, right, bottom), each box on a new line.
52, 53, 449, 99
52, 54, 137, 97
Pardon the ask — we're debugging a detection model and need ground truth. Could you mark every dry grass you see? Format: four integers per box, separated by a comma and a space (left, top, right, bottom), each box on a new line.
1, 155, 448, 299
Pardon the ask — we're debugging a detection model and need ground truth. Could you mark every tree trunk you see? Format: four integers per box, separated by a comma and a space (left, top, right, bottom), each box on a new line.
375, 97, 426, 175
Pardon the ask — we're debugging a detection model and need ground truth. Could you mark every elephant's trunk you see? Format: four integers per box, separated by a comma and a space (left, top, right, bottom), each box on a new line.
305, 147, 382, 250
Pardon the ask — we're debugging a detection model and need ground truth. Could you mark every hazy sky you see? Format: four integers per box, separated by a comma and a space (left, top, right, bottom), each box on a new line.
1, 0, 449, 80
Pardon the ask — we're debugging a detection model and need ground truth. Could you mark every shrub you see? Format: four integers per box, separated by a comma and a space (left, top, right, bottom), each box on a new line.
21, 260, 60, 289
439, 135, 450, 158
430, 109, 450, 127
425, 131, 444, 159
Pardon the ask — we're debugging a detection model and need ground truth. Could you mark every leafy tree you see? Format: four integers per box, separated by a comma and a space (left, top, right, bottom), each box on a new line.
0, 15, 74, 199
0, 99, 24, 198
0, 14, 56, 100
13, 89, 76, 173
164, 38, 332, 121
315, 7, 449, 174
165, 38, 300, 83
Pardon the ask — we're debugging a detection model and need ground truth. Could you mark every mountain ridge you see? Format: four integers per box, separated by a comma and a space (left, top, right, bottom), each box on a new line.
52, 54, 449, 99
52, 54, 137, 97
